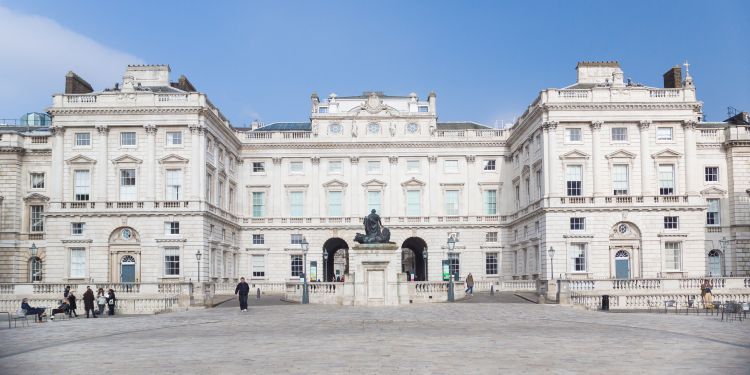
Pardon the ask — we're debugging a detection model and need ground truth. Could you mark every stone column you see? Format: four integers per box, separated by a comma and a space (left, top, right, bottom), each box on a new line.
311, 156, 320, 217
590, 121, 603, 196
144, 124, 157, 201
427, 155, 438, 217
543, 122, 558, 197
95, 125, 109, 201
389, 156, 398, 217
639, 121, 651, 196
49, 126, 65, 202
350, 157, 359, 217
682, 120, 698, 195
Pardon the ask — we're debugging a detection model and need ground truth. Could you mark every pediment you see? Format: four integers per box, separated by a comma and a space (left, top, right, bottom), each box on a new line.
23, 192, 50, 202
605, 149, 637, 159
158, 154, 189, 164
361, 179, 387, 187
65, 154, 97, 165
559, 149, 590, 160
401, 177, 425, 187
323, 179, 348, 188
651, 148, 683, 159
700, 187, 727, 196
112, 154, 143, 164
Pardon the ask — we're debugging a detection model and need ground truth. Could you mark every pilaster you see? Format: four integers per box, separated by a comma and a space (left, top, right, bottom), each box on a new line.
638, 121, 651, 196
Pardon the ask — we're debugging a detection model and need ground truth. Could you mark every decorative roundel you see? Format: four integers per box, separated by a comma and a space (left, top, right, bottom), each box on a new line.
406, 123, 419, 134
329, 123, 342, 134
367, 123, 380, 134
617, 224, 628, 234
121, 228, 133, 240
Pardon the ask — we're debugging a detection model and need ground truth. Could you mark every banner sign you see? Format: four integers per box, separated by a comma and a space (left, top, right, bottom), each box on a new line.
442, 260, 450, 281
310, 261, 317, 282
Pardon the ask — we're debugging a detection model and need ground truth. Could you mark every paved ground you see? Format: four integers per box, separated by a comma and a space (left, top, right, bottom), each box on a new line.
1, 294, 748, 374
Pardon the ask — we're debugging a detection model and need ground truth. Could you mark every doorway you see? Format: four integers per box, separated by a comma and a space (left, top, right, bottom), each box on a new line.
614, 250, 630, 279
120, 255, 136, 283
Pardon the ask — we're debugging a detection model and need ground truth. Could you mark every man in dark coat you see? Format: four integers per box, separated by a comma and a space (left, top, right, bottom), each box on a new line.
82, 286, 97, 318
234, 277, 250, 312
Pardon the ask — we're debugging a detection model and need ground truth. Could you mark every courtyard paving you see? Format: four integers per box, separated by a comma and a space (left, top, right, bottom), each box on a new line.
1, 294, 748, 374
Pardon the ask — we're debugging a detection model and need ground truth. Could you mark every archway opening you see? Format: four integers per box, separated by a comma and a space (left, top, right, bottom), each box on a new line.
323, 238, 349, 282
401, 237, 428, 281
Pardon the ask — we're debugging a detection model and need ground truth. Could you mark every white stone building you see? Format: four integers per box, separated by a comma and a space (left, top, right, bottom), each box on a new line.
0, 62, 748, 286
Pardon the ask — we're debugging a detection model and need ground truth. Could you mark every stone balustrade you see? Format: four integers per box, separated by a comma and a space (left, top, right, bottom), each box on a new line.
242, 215, 503, 226
546, 87, 694, 103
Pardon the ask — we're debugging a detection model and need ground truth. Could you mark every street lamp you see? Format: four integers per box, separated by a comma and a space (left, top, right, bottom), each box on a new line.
446, 237, 455, 302
195, 250, 202, 283
422, 246, 428, 281
548, 246, 555, 280
30, 243, 38, 257
301, 237, 310, 304
323, 248, 329, 282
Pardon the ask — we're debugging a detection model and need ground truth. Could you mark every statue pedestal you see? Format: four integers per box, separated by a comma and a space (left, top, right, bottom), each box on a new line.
347, 243, 403, 306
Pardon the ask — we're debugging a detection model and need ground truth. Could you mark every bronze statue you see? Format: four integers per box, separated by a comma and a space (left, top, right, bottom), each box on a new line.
354, 209, 392, 244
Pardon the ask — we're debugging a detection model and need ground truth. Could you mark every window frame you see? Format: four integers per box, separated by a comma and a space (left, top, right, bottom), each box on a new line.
165, 131, 183, 146
706, 198, 720, 226
656, 127, 674, 141
663, 216, 679, 230
482, 159, 496, 171
69, 247, 86, 278
658, 164, 676, 196
252, 234, 265, 245
570, 217, 586, 231
611, 127, 628, 142
664, 241, 682, 271
328, 160, 343, 174
252, 254, 266, 278
612, 164, 629, 196
444, 159, 459, 174
252, 191, 266, 217
704, 166, 719, 183
75, 132, 91, 147
30, 172, 45, 189
120, 131, 137, 147
569, 243, 587, 273
252, 161, 266, 174
71, 222, 85, 236
565, 127, 582, 143
566, 164, 583, 196
485, 252, 498, 275
163, 247, 180, 276
119, 168, 137, 201
30, 205, 44, 232
290, 255, 303, 277
165, 221, 180, 235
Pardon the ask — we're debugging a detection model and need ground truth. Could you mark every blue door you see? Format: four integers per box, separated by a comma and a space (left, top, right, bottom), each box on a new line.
121, 255, 136, 283
614, 250, 629, 279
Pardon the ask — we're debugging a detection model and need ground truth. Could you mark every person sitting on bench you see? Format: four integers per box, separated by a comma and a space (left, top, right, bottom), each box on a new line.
50, 299, 71, 320
21, 298, 46, 322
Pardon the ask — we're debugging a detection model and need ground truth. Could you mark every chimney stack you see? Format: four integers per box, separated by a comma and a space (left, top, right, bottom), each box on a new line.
663, 66, 682, 88
65, 71, 94, 94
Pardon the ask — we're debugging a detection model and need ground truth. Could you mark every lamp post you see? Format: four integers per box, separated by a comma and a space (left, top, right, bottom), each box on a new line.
447, 236, 456, 302
323, 248, 329, 282
195, 250, 202, 283
422, 246, 428, 281
301, 237, 309, 304
548, 246, 555, 280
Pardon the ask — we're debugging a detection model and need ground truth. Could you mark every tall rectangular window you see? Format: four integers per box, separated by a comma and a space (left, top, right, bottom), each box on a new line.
166, 132, 182, 146
217, 180, 224, 207
704, 167, 719, 182
252, 162, 265, 173
566, 165, 582, 196
289, 191, 304, 217
570, 217, 585, 230
484, 189, 497, 215
119, 169, 136, 200
706, 198, 720, 225
165, 169, 182, 200
206, 173, 213, 203
445, 190, 459, 215
483, 160, 496, 171
664, 242, 681, 270
659, 164, 675, 195
570, 243, 586, 272
485, 253, 498, 275
367, 161, 381, 174
164, 247, 180, 276
657, 127, 673, 141
663, 216, 679, 230
612, 164, 629, 195
291, 255, 303, 277
328, 161, 342, 174
328, 191, 342, 216
367, 191, 382, 214
120, 132, 136, 146
566, 128, 582, 142
535, 170, 542, 197
611, 127, 628, 141
406, 160, 420, 173
525, 178, 530, 204
75, 132, 91, 146
252, 192, 265, 217
252, 255, 265, 278
406, 190, 421, 216
514, 185, 520, 209
30, 205, 44, 232
74, 170, 90, 201
228, 187, 235, 212
444, 160, 459, 173
252, 234, 265, 245
70, 247, 86, 278
31, 172, 45, 189
448, 253, 460, 277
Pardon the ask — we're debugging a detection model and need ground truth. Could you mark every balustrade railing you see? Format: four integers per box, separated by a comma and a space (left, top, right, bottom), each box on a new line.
414, 282, 449, 294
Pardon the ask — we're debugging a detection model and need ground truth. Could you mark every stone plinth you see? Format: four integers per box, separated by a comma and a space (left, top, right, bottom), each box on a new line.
348, 243, 403, 306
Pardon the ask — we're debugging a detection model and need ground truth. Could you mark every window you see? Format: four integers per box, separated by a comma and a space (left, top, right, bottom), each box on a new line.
486, 232, 498, 242
535, 169, 542, 197
252, 192, 265, 217
367, 191, 382, 214
612, 164, 629, 195
165, 221, 180, 235
252, 255, 265, 277
252, 162, 265, 173
75, 132, 91, 146
289, 161, 303, 174
30, 257, 42, 282
657, 127, 673, 141
418, 105, 429, 113
291, 255, 303, 277
290, 234, 304, 244
664, 242, 681, 270
536, 134, 542, 150
218, 149, 225, 164
705, 167, 719, 182
611, 127, 628, 141
164, 247, 180, 276
664, 216, 679, 230
74, 170, 90, 201
445, 190, 459, 215
525, 178, 530, 204
165, 169, 182, 200
206, 173, 213, 203
566, 128, 582, 142
70, 248, 86, 278
485, 253, 498, 275
328, 191, 342, 216
120, 132, 136, 146
406, 190, 421, 216
318, 106, 328, 114
119, 169, 136, 200
570, 243, 586, 272
707, 198, 720, 226
448, 253, 460, 277
566, 165, 582, 196
289, 191, 304, 217
228, 187, 235, 212
569, 217, 585, 231
484, 189, 497, 215
166, 131, 182, 146
483, 160, 496, 171
328, 161, 342, 174
252, 234, 265, 245
444, 160, 459, 173
71, 222, 85, 235
535, 221, 540, 234
30, 173, 45, 189
217, 180, 224, 207
367, 161, 381, 174
30, 205, 43, 232
658, 164, 675, 195
406, 160, 420, 173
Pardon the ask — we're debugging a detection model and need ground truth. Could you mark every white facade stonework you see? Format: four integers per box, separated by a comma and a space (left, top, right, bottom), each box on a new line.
1, 62, 748, 286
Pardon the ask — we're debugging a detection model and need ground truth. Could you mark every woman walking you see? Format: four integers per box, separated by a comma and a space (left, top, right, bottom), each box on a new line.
107, 289, 117, 316
97, 288, 107, 316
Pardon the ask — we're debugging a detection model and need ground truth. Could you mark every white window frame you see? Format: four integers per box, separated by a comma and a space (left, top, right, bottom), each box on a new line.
570, 217, 585, 231
165, 131, 182, 146
569, 243, 587, 273
656, 127, 673, 141
485, 232, 498, 242
611, 127, 628, 142
289, 161, 304, 174
566, 164, 583, 196
485, 252, 498, 275
327, 190, 343, 217
30, 172, 45, 189
289, 191, 304, 217
165, 169, 182, 201
704, 166, 719, 183
252, 234, 265, 245
444, 190, 459, 216
366, 160, 382, 175
664, 242, 682, 271
164, 247, 180, 276
252, 191, 266, 217
444, 159, 459, 173
706, 198, 720, 226
612, 164, 629, 196
252, 254, 266, 278
69, 247, 86, 278
406, 190, 421, 216
482, 159, 496, 171
663, 216, 679, 230
658, 164, 676, 196
74, 169, 91, 201
71, 222, 85, 236
120, 131, 137, 147
367, 190, 382, 214
328, 160, 343, 174
252, 161, 266, 174
565, 128, 582, 143
483, 189, 497, 215
165, 221, 180, 235
30, 205, 44, 232
119, 168, 137, 201
75, 132, 91, 147
406, 160, 421, 174
291, 255, 303, 277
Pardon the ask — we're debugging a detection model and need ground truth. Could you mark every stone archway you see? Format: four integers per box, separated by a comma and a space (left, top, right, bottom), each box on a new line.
401, 237, 428, 281
323, 237, 349, 282
609, 222, 641, 279
108, 227, 141, 283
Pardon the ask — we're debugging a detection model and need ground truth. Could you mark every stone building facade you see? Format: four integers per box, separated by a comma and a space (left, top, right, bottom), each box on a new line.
0, 62, 747, 285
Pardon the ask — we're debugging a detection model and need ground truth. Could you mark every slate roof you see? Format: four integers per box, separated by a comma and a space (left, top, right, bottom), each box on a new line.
253, 122, 312, 131
436, 122, 491, 130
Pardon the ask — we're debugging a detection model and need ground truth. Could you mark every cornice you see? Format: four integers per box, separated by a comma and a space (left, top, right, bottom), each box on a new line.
241, 141, 507, 150
543, 103, 701, 111
155, 238, 188, 243
61, 239, 93, 243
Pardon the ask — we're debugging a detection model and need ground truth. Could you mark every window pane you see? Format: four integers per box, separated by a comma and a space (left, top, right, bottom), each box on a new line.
406, 190, 421, 216
252, 255, 265, 277
612, 127, 628, 141
706, 198, 720, 225
166, 132, 182, 145
665, 242, 681, 270
31, 173, 45, 189
166, 169, 182, 200
30, 205, 44, 232
252, 192, 265, 217
444, 160, 459, 173
566, 128, 581, 142
367, 191, 382, 214
70, 248, 86, 278
328, 161, 342, 174
657, 127, 673, 140
164, 247, 180, 275
445, 190, 459, 215
328, 191, 342, 216
566, 165, 582, 196
290, 192, 304, 217
571, 243, 586, 272
448, 253, 460, 276
120, 132, 136, 146
659, 165, 675, 195
485, 253, 498, 275
291, 255, 303, 277
484, 190, 497, 215
120, 169, 136, 200
612, 164, 629, 195
74, 170, 90, 201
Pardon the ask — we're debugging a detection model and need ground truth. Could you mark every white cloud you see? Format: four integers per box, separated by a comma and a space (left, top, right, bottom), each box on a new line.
0, 6, 142, 116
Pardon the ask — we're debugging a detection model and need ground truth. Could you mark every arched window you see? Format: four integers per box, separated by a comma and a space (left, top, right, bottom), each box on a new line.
707, 249, 723, 277
29, 257, 42, 282
121, 255, 136, 264
615, 250, 630, 259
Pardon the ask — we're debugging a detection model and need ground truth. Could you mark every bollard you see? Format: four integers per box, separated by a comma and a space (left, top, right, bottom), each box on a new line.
256, 288, 261, 300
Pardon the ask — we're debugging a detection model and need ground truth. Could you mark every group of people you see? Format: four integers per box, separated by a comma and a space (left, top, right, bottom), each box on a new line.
20, 285, 118, 323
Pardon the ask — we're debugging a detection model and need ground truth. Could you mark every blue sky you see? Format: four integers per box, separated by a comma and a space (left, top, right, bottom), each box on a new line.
1, 1, 747, 126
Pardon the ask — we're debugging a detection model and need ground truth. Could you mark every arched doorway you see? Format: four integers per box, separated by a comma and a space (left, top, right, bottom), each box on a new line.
614, 250, 630, 279
609, 222, 641, 279
109, 226, 140, 283
401, 237, 428, 281
323, 238, 349, 282
707, 249, 723, 276
120, 255, 136, 283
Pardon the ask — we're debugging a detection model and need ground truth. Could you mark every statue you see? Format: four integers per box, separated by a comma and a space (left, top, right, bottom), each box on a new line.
354, 209, 392, 244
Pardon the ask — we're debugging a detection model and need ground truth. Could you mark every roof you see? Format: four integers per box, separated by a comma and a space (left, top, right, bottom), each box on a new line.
335, 91, 411, 100
254, 122, 311, 131
436, 122, 491, 130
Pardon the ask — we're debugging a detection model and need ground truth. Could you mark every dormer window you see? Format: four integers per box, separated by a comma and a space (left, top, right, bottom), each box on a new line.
318, 107, 328, 114
418, 106, 429, 113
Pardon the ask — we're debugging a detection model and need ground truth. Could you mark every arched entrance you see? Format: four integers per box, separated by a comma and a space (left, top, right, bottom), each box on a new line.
120, 255, 136, 283
323, 238, 349, 282
609, 222, 641, 279
707, 249, 723, 276
401, 237, 428, 281
108, 226, 141, 283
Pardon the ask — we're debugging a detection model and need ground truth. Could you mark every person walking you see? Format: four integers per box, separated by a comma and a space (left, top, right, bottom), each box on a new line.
97, 288, 107, 316
82, 286, 97, 318
68, 291, 79, 317
63, 285, 71, 299
701, 279, 714, 309
465, 273, 475, 297
107, 289, 117, 316
235, 277, 250, 312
